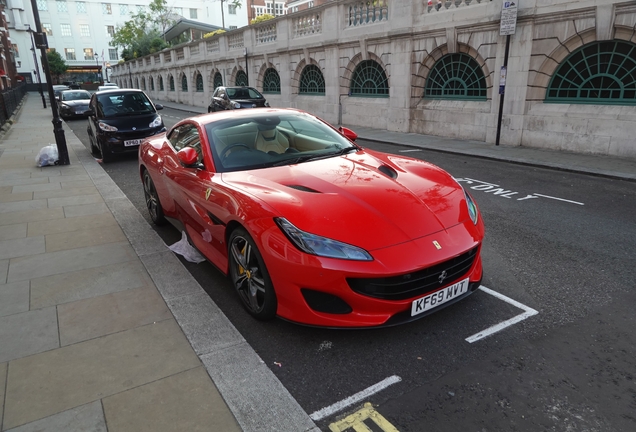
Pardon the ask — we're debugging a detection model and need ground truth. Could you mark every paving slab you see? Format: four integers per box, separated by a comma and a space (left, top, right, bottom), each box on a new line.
102, 367, 241, 432
47, 194, 105, 208
0, 223, 27, 242
0, 208, 64, 227
26, 212, 118, 237
0, 280, 30, 318
5, 401, 107, 432
45, 224, 128, 253
7, 242, 137, 282
0, 236, 45, 260
58, 285, 173, 346
0, 361, 6, 430
140, 251, 206, 300
30, 260, 153, 309
62, 202, 110, 218
0, 259, 8, 285
33, 186, 99, 199
0, 200, 46, 214
11, 182, 61, 194
0, 177, 48, 187
3, 319, 201, 430
0, 192, 34, 204
0, 307, 59, 364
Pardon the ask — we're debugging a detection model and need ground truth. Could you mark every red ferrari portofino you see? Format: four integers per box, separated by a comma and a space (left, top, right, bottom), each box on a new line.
139, 109, 484, 327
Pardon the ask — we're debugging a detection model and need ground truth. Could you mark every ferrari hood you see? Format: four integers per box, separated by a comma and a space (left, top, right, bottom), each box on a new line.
222, 150, 470, 251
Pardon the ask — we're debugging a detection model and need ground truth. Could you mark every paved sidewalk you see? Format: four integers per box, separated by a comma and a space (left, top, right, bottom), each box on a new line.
0, 94, 318, 432
155, 99, 636, 182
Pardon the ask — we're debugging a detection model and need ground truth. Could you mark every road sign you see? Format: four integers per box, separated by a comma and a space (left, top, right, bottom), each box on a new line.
500, 1, 518, 36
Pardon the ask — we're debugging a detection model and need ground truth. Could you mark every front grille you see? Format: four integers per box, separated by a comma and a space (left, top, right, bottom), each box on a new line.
347, 246, 479, 300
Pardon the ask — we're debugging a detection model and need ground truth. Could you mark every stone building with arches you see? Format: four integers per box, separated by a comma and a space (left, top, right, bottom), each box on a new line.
111, 0, 636, 158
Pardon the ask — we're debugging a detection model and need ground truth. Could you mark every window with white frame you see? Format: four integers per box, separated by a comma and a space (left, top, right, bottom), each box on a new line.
56, 0, 67, 12
109, 48, 118, 60
229, 4, 237, 14
80, 24, 90, 37
37, 0, 48, 11
12, 45, 19, 58
102, 3, 112, 14
76, 1, 86, 13
254, 6, 264, 16
106, 25, 115, 37
60, 24, 72, 37
65, 48, 76, 60
84, 48, 94, 60
275, 3, 284, 15
42, 23, 53, 36
266, 2, 273, 15
120, 4, 128, 15
189, 8, 197, 19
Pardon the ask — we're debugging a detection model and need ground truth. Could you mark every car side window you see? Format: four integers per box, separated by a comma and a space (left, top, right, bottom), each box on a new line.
173, 124, 203, 164
168, 126, 183, 150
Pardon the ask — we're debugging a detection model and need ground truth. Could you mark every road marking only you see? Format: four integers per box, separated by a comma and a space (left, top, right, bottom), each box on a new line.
465, 285, 539, 343
328, 402, 400, 432
310, 375, 402, 421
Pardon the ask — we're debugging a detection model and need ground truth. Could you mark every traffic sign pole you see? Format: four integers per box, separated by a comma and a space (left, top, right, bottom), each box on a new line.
495, 1, 518, 146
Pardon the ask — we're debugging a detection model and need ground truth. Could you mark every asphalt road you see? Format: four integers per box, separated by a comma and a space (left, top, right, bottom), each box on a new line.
65, 108, 636, 432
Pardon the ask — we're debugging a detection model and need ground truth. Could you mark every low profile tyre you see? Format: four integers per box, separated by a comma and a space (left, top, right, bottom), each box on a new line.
228, 227, 277, 320
142, 170, 167, 225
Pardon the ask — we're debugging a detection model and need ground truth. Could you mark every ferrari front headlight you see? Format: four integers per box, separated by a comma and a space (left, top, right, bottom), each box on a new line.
275, 217, 373, 261
464, 189, 479, 225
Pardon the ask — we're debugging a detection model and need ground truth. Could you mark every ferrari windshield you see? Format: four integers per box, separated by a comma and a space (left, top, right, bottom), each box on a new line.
205, 111, 357, 173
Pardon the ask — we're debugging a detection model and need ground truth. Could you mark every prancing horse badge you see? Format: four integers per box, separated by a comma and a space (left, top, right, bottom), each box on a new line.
433, 240, 442, 250
205, 188, 212, 200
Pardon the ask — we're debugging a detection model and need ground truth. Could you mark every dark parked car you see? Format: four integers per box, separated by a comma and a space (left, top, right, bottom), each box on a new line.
58, 90, 92, 120
208, 86, 269, 112
52, 85, 70, 99
86, 89, 165, 163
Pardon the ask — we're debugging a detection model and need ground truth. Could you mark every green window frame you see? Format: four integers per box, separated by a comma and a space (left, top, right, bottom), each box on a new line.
262, 68, 280, 94
150, 76, 154, 91
213, 72, 223, 89
195, 73, 204, 92
159, 76, 164, 91
181, 74, 188, 91
141, 77, 146, 90
546, 40, 636, 105
350, 60, 389, 97
235, 70, 248, 86
169, 75, 175, 91
425, 53, 487, 100
299, 64, 325, 95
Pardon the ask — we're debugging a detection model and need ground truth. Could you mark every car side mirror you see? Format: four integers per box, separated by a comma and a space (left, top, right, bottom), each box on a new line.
155, 104, 163, 110
339, 126, 358, 142
177, 147, 201, 168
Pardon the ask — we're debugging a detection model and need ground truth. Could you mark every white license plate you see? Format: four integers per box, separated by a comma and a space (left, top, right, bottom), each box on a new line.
411, 277, 469, 316
124, 139, 143, 147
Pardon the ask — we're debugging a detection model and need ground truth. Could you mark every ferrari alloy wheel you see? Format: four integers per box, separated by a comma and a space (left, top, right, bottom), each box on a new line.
142, 170, 166, 225
229, 228, 277, 320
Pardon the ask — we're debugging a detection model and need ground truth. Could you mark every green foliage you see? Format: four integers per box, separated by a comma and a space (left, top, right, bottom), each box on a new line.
251, 14, 275, 25
204, 29, 226, 38
112, 0, 175, 60
47, 51, 67, 80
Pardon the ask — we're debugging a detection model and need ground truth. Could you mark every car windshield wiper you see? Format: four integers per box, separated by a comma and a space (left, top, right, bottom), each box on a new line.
271, 147, 357, 167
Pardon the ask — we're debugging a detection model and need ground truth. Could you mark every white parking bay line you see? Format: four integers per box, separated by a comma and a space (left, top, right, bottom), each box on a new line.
398, 149, 423, 153
309, 375, 402, 421
465, 286, 539, 343
533, 193, 584, 205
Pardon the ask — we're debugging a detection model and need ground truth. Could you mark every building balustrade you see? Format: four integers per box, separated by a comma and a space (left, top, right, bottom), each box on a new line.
293, 13, 322, 38
426, 0, 491, 13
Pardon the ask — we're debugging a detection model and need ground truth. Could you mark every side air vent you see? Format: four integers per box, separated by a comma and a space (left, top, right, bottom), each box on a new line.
286, 185, 321, 193
378, 165, 398, 179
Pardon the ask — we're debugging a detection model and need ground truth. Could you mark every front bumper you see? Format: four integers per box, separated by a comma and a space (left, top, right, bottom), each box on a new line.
98, 127, 166, 155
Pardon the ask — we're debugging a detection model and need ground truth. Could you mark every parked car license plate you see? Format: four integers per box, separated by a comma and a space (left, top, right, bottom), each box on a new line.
411, 277, 469, 316
124, 139, 143, 147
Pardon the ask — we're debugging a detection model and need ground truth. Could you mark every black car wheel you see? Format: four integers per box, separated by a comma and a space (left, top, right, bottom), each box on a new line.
88, 129, 100, 156
142, 170, 166, 225
98, 140, 114, 163
229, 227, 277, 320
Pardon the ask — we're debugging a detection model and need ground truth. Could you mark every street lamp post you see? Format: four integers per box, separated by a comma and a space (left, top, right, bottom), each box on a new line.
26, 25, 46, 108
28, 0, 70, 165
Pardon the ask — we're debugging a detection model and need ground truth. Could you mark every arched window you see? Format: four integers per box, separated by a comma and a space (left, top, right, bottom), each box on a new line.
181, 74, 188, 91
299, 64, 325, 95
235, 70, 248, 86
150, 76, 154, 91
213, 72, 223, 89
350, 60, 389, 97
169, 75, 175, 91
195, 73, 204, 92
546, 40, 636, 105
159, 76, 164, 91
141, 77, 146, 90
425, 53, 487, 100
134, 78, 139, 88
262, 68, 281, 94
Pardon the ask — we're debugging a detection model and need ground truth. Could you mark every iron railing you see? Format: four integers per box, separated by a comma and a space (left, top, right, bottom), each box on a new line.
0, 83, 27, 127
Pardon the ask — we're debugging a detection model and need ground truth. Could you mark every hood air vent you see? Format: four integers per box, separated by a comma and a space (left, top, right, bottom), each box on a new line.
286, 185, 321, 193
378, 165, 398, 179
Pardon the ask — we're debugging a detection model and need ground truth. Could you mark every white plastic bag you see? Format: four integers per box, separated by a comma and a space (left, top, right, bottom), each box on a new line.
35, 144, 59, 167
168, 231, 206, 263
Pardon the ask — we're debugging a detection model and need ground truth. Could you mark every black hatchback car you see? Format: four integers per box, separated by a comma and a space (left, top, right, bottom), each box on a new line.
58, 90, 92, 119
208, 86, 269, 112
87, 89, 165, 163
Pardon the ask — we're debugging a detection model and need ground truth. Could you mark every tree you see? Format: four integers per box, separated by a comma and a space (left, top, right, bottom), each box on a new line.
47, 51, 67, 83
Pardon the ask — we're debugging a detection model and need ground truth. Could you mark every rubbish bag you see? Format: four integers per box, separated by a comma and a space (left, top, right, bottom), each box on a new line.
35, 144, 59, 167
168, 231, 206, 263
